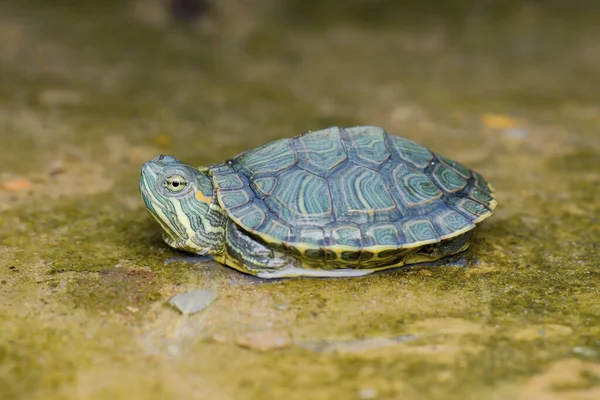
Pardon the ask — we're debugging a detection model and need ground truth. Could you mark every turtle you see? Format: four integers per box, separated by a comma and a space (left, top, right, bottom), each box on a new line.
139, 126, 496, 278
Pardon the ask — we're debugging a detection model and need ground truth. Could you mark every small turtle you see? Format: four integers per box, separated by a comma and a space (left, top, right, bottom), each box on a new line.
140, 126, 496, 278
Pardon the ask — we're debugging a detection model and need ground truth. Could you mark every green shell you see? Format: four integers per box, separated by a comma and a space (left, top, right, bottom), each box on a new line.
210, 126, 496, 257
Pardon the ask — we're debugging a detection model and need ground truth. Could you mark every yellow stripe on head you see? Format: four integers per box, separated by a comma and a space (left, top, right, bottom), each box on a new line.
195, 189, 213, 203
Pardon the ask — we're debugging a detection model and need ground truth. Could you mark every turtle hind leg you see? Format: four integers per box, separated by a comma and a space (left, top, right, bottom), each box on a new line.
400, 231, 473, 266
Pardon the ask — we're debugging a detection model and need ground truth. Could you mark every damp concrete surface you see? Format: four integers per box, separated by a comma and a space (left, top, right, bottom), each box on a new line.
0, 1, 599, 399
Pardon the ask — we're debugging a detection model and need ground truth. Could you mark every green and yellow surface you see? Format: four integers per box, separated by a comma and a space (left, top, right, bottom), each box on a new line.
1, 1, 599, 399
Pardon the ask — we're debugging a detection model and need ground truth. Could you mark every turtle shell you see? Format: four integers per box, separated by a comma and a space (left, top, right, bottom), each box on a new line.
210, 126, 496, 259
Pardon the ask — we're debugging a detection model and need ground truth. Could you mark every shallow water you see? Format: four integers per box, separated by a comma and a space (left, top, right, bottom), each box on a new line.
1, 1, 599, 399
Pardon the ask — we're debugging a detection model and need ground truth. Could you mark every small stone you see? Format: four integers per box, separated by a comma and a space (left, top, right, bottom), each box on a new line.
236, 330, 292, 352
126, 306, 139, 313
502, 128, 528, 140
358, 388, 378, 399
573, 346, 598, 358
167, 344, 181, 356
48, 159, 66, 176
211, 334, 229, 344
167, 289, 217, 315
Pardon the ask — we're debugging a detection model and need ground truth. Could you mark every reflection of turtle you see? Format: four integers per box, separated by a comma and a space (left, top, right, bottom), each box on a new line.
140, 126, 496, 278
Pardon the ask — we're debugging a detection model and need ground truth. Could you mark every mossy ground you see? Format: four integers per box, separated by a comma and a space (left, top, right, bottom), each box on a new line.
1, 1, 599, 399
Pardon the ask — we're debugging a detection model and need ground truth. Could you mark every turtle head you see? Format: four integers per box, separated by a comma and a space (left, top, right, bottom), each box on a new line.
139, 155, 226, 254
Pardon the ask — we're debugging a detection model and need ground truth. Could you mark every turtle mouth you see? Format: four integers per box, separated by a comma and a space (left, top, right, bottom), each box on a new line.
139, 164, 165, 210
139, 185, 179, 218
139, 161, 189, 244
141, 160, 162, 175
139, 169, 173, 216
139, 185, 182, 242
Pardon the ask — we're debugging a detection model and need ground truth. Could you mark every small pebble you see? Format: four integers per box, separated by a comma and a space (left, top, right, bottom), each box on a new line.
167, 344, 181, 357
572, 346, 598, 358
358, 388, 378, 399
211, 333, 229, 344
167, 289, 217, 315
503, 128, 528, 140
48, 159, 66, 176
236, 330, 292, 352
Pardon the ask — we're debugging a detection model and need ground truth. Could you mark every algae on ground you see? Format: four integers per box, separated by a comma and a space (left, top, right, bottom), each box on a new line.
1, 1, 599, 399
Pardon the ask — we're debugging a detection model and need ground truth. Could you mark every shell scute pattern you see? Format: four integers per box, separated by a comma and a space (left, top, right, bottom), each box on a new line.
427, 207, 475, 238
328, 164, 399, 223
467, 185, 495, 205
266, 168, 333, 224
295, 126, 347, 176
472, 171, 493, 194
297, 226, 325, 247
210, 163, 235, 174
217, 188, 251, 209
363, 223, 401, 247
400, 219, 440, 245
328, 223, 363, 248
446, 197, 490, 222
252, 177, 277, 196
232, 204, 267, 230
259, 217, 291, 243
213, 172, 245, 190
344, 126, 391, 167
386, 134, 434, 169
236, 138, 297, 176
437, 154, 471, 178
211, 126, 496, 257
391, 164, 443, 208
431, 163, 468, 193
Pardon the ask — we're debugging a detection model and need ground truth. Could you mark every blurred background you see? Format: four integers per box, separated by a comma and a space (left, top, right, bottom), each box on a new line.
1, 1, 599, 400
1, 0, 599, 174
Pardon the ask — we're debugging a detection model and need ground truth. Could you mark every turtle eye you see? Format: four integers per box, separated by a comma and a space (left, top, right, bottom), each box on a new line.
164, 175, 187, 192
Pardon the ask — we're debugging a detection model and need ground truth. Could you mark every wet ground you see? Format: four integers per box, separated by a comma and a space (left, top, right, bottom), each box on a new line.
1, 1, 599, 399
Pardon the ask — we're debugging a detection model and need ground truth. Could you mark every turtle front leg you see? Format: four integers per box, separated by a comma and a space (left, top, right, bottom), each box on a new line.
216, 221, 293, 276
